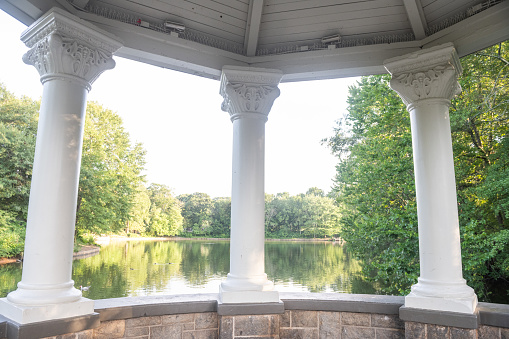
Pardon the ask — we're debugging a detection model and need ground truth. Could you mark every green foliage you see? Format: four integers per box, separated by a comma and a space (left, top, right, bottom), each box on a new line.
324, 75, 419, 295
265, 190, 341, 239
178, 193, 214, 236
146, 184, 183, 236
326, 42, 509, 301
0, 211, 25, 257
76, 102, 146, 235
0, 84, 38, 221
451, 42, 509, 301
128, 184, 151, 234
210, 197, 231, 237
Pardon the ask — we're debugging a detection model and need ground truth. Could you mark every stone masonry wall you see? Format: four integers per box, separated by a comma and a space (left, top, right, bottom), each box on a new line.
34, 311, 509, 339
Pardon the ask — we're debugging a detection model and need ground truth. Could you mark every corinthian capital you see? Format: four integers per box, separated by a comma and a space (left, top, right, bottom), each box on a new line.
220, 66, 283, 121
384, 43, 462, 107
21, 8, 122, 88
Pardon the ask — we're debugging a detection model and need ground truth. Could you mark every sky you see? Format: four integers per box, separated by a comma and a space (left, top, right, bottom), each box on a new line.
0, 9, 359, 198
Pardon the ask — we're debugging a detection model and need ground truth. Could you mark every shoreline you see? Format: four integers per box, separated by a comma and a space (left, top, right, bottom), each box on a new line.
95, 235, 341, 243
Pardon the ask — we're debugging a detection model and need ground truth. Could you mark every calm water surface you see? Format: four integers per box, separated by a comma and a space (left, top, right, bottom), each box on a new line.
0, 240, 377, 299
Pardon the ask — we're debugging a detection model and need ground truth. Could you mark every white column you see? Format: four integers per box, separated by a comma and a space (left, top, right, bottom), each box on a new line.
0, 8, 122, 324
384, 43, 477, 314
219, 66, 283, 303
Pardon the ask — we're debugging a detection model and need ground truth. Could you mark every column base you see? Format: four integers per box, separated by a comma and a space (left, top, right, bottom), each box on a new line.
0, 297, 95, 324
219, 285, 280, 304
219, 273, 280, 304
405, 278, 478, 314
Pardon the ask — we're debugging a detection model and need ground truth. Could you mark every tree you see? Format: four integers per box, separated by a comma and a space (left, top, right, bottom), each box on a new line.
178, 193, 213, 236
76, 102, 146, 236
306, 187, 325, 197
210, 197, 231, 237
147, 184, 183, 236
450, 42, 509, 301
128, 184, 151, 234
324, 75, 419, 295
0, 84, 38, 221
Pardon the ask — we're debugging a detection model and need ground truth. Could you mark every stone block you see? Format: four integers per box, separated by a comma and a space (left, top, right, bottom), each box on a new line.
341, 312, 371, 326
450, 327, 478, 339
375, 328, 405, 339
182, 329, 218, 339
125, 326, 149, 337
342, 326, 375, 338
162, 313, 194, 325
279, 311, 291, 328
195, 312, 218, 329
150, 324, 182, 339
372, 314, 404, 329
404, 322, 425, 339
319, 312, 340, 339
219, 316, 233, 339
280, 328, 319, 339
183, 322, 195, 331
126, 316, 161, 328
427, 324, 449, 339
292, 311, 318, 328
478, 325, 500, 338
76, 329, 94, 339
234, 315, 270, 336
93, 319, 125, 339
269, 314, 279, 336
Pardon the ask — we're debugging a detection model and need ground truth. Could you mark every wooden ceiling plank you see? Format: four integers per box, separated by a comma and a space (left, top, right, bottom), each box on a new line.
262, 0, 402, 22
98, 0, 247, 39
244, 0, 264, 56
264, 0, 400, 14
402, 0, 427, 39
96, 0, 246, 43
260, 6, 407, 31
425, 0, 478, 26
185, 0, 248, 20
259, 13, 409, 38
116, 0, 247, 28
209, 0, 250, 13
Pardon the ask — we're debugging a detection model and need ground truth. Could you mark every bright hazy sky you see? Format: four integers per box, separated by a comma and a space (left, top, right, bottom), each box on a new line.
0, 10, 359, 198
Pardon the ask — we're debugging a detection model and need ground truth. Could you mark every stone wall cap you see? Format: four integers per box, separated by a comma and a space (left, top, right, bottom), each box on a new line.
477, 302, 509, 328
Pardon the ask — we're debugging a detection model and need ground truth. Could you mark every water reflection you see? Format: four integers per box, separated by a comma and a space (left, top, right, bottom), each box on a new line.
0, 240, 376, 299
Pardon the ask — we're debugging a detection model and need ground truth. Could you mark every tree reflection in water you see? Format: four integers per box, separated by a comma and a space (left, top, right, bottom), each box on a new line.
0, 240, 377, 299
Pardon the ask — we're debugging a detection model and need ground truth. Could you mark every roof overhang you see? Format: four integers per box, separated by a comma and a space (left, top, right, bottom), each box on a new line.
1, 0, 508, 82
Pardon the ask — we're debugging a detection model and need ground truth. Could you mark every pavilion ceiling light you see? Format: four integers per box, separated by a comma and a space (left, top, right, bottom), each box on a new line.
321, 34, 341, 44
164, 21, 186, 32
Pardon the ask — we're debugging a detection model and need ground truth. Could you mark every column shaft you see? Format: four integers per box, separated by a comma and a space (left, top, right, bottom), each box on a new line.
11, 79, 87, 303
410, 100, 464, 284
230, 116, 266, 279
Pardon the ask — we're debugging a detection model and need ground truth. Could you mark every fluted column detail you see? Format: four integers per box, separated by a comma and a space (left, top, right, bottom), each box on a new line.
384, 43, 477, 314
0, 8, 122, 324
219, 66, 282, 304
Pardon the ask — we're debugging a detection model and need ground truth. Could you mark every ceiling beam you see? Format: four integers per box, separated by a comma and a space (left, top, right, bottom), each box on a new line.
403, 0, 427, 39
244, 0, 264, 56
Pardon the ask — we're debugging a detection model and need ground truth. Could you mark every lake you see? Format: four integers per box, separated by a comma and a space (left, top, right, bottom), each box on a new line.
0, 239, 377, 299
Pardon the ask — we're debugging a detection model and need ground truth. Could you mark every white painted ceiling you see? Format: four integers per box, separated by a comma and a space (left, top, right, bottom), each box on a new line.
1, 0, 508, 81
